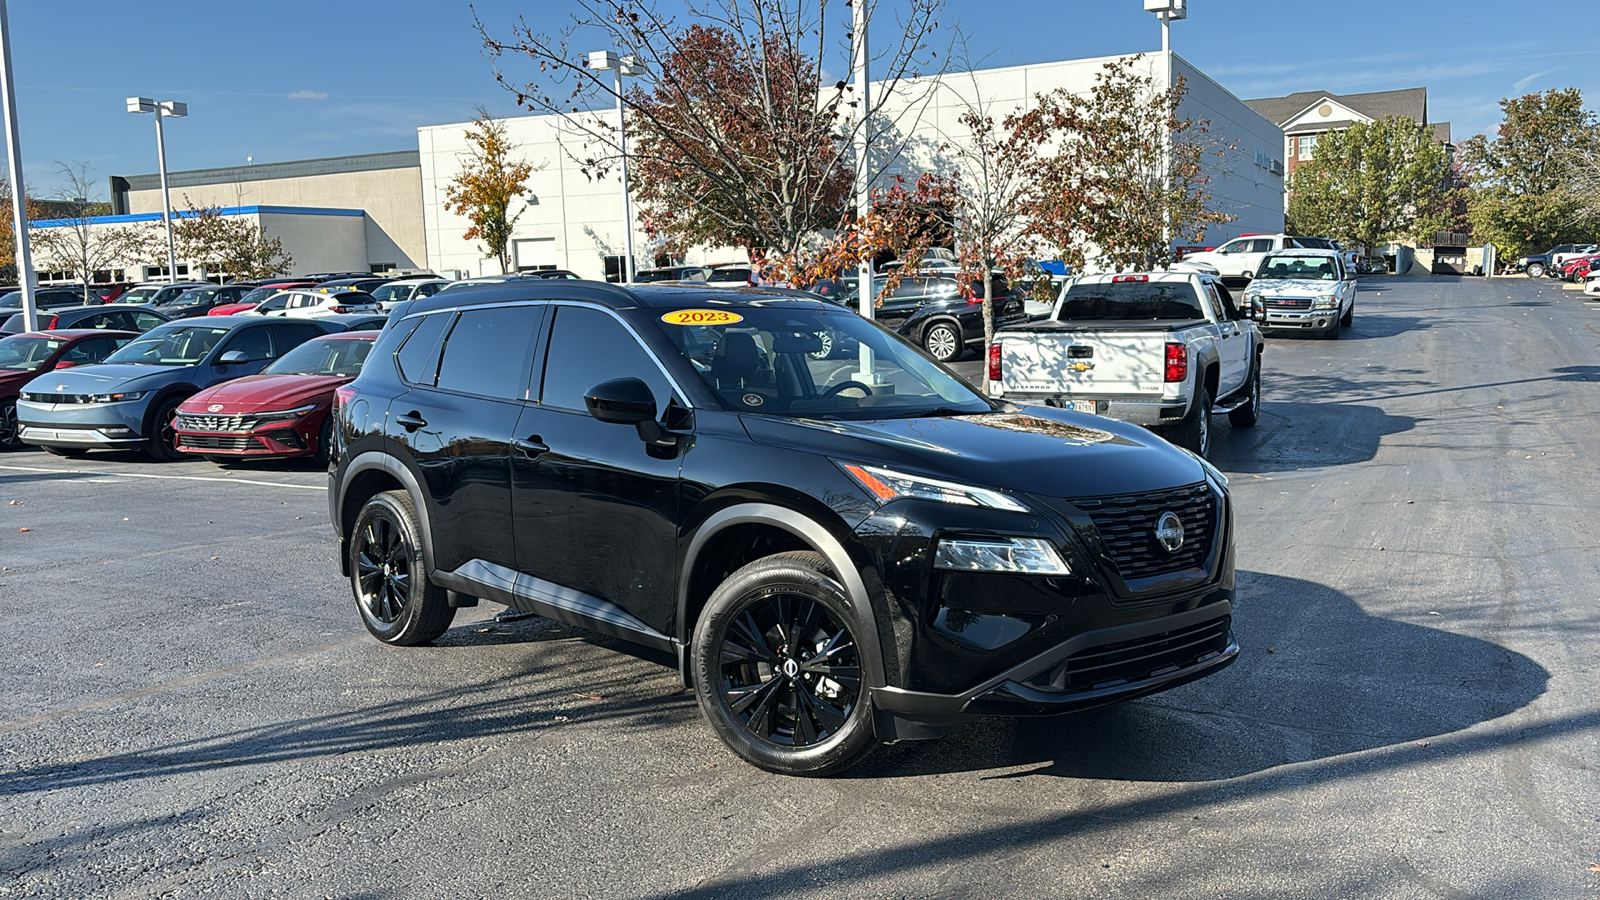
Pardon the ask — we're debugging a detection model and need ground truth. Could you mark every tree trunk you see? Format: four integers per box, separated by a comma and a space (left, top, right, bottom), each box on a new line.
981, 261, 995, 352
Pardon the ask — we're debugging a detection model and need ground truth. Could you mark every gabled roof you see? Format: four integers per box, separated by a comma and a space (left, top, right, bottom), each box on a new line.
1244, 87, 1428, 127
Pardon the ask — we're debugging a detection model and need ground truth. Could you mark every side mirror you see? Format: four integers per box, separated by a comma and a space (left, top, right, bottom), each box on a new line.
584, 377, 667, 444
218, 350, 248, 365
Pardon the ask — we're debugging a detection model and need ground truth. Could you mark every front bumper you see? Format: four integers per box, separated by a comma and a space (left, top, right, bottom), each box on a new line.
174, 409, 325, 459
1258, 308, 1337, 332
873, 602, 1237, 719
16, 399, 147, 447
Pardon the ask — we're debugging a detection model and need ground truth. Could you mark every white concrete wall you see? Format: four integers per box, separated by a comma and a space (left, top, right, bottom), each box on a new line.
257, 211, 369, 275
418, 53, 1284, 277
125, 167, 424, 269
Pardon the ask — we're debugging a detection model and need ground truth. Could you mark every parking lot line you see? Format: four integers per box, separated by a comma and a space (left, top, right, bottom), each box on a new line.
0, 463, 325, 491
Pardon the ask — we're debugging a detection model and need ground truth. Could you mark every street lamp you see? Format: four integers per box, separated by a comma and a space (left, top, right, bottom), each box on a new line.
587, 50, 642, 283
1143, 0, 1186, 54
126, 96, 186, 281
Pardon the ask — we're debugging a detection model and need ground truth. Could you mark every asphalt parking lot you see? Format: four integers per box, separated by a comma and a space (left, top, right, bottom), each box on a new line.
2, 274, 1598, 898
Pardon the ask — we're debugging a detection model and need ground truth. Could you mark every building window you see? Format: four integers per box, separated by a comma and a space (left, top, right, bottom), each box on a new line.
142, 264, 190, 280
369, 262, 396, 274
1298, 134, 1318, 161
603, 255, 628, 283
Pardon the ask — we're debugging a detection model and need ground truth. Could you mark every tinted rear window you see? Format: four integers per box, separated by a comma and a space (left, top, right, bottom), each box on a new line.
1056, 282, 1204, 321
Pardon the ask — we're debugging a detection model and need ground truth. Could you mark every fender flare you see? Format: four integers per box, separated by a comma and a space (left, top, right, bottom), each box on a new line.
335, 450, 436, 573
1192, 347, 1221, 398
677, 503, 888, 691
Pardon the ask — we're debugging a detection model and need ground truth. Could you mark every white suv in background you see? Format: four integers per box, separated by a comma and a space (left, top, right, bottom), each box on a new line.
1182, 234, 1319, 281
249, 289, 381, 319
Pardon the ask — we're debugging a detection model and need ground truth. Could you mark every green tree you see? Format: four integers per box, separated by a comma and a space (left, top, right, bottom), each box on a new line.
1458, 88, 1598, 257
1287, 116, 1457, 251
443, 110, 535, 274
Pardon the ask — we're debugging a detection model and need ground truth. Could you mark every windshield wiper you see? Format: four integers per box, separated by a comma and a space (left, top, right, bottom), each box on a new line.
882, 406, 980, 419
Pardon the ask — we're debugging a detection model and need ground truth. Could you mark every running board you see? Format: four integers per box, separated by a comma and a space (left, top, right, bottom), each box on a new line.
433, 559, 676, 653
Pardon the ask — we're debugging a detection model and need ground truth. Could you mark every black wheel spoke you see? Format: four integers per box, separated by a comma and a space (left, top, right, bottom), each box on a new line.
727, 611, 779, 664
726, 675, 781, 716
718, 589, 861, 750
798, 684, 849, 735
792, 687, 822, 744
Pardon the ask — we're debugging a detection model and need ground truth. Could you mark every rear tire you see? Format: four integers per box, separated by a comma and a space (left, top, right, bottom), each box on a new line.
1526, 263, 1546, 278
348, 490, 455, 645
1167, 385, 1213, 456
691, 551, 877, 776
921, 321, 963, 363
1228, 365, 1261, 428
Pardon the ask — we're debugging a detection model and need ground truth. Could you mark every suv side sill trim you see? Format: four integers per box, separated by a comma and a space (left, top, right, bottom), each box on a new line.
433, 559, 676, 653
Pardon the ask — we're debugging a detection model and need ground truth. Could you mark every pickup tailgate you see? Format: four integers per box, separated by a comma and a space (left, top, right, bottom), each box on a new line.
997, 321, 1202, 396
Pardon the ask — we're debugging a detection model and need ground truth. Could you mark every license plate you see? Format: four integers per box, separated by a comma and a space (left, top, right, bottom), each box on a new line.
1068, 400, 1096, 414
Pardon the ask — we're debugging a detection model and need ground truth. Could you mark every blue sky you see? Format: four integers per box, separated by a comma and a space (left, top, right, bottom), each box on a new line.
4, 0, 1594, 197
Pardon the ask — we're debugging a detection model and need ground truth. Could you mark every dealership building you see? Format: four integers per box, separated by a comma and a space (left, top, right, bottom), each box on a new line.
71, 51, 1283, 283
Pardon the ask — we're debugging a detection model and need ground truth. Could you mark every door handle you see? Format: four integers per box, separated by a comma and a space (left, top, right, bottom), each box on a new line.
395, 411, 427, 432
513, 436, 549, 458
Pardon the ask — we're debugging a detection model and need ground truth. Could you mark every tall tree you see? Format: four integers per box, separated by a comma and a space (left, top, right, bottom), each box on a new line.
172, 200, 293, 280
0, 176, 48, 283
1458, 88, 1599, 258
475, 0, 949, 272
443, 109, 536, 274
28, 162, 161, 303
1027, 58, 1233, 272
1287, 116, 1458, 251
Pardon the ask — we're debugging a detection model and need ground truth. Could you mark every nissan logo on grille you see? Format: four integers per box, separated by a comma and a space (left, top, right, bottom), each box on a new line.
1153, 511, 1185, 553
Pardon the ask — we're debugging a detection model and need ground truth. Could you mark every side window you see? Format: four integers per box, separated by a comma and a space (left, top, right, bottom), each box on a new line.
433, 305, 544, 399
222, 326, 275, 361
415, 283, 441, 298
1219, 239, 1246, 254
132, 312, 166, 331
540, 306, 675, 416
395, 313, 450, 385
62, 338, 110, 364
1248, 239, 1273, 253
271, 323, 328, 354
258, 293, 289, 313
1211, 282, 1240, 319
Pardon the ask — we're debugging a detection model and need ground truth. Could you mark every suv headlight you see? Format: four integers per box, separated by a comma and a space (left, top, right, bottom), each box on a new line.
935, 537, 1071, 575
840, 463, 1028, 512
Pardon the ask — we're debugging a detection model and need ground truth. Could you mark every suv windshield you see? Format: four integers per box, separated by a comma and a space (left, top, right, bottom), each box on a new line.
265, 337, 373, 376
163, 288, 219, 307
1258, 255, 1338, 281
659, 305, 991, 420
1055, 281, 1205, 321
0, 335, 64, 371
116, 287, 162, 305
104, 324, 231, 366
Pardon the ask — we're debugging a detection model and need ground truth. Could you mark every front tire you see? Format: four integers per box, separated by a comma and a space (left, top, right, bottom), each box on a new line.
348, 490, 455, 645
691, 551, 876, 776
1527, 262, 1546, 278
144, 397, 186, 462
921, 321, 962, 363
1340, 301, 1354, 327
0, 399, 23, 451
1167, 385, 1213, 456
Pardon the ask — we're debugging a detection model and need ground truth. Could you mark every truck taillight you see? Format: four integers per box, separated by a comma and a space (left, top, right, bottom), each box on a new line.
1164, 343, 1187, 383
987, 343, 1002, 382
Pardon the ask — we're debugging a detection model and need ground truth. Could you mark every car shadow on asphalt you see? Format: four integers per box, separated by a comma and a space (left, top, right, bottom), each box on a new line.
850, 570, 1549, 782
1210, 400, 1417, 474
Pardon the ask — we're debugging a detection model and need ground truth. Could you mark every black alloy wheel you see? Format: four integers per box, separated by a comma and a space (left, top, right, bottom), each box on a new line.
349, 490, 455, 645
0, 399, 22, 451
144, 398, 186, 462
692, 551, 876, 776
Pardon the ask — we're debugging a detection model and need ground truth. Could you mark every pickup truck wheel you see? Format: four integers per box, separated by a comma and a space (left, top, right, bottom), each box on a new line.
1526, 262, 1546, 278
922, 321, 963, 362
1167, 385, 1213, 456
692, 551, 877, 777
349, 490, 456, 645
1340, 302, 1354, 327
1228, 366, 1261, 428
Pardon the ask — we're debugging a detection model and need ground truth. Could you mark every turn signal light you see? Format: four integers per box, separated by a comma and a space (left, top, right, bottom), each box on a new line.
987, 343, 1002, 382
1164, 343, 1187, 383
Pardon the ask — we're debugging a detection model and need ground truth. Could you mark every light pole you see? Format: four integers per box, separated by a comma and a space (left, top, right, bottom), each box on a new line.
1143, 0, 1186, 54
587, 51, 641, 283
0, 0, 37, 332
127, 96, 186, 281
1144, 0, 1185, 258
851, 0, 883, 384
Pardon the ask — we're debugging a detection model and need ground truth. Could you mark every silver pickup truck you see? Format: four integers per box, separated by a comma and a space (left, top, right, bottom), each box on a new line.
986, 272, 1264, 456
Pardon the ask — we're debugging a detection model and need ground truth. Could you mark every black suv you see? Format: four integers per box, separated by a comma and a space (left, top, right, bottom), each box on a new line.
329, 283, 1239, 775
810, 273, 1025, 362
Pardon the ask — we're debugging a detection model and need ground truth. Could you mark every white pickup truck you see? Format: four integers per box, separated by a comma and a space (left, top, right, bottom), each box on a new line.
986, 272, 1264, 456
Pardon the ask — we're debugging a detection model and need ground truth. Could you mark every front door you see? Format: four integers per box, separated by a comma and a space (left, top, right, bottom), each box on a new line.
511, 304, 686, 635
1205, 282, 1251, 391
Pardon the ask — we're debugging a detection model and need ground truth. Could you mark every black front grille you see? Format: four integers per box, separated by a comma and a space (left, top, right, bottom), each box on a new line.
1266, 297, 1311, 310
20, 392, 87, 404
1022, 616, 1232, 693
1074, 482, 1216, 580
175, 413, 252, 432
178, 433, 259, 451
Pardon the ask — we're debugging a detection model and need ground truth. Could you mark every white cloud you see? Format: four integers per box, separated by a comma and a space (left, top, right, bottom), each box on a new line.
1512, 68, 1558, 93
288, 90, 329, 100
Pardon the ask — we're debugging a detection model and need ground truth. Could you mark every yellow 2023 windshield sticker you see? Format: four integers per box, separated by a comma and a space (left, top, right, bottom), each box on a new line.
661, 309, 744, 325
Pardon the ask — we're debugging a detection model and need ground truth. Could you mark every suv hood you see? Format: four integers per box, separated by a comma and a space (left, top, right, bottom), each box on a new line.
21, 363, 185, 395
183, 373, 347, 413
741, 407, 1206, 500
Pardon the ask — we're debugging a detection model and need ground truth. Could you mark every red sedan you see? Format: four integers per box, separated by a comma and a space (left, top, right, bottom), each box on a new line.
174, 332, 376, 462
0, 329, 137, 450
